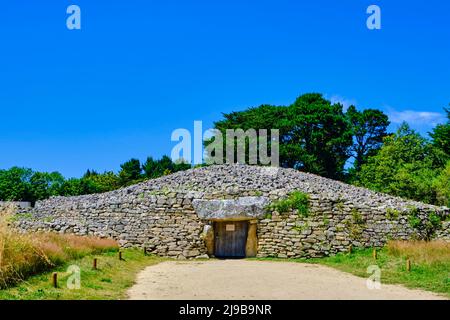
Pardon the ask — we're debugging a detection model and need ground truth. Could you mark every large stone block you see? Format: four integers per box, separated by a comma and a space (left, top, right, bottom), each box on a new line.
192, 197, 270, 220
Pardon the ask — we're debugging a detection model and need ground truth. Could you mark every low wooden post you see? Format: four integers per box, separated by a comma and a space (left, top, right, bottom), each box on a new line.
119, 251, 123, 261
348, 245, 353, 254
52, 272, 58, 288
372, 248, 377, 260
93, 258, 97, 270
143, 247, 147, 255
406, 259, 411, 272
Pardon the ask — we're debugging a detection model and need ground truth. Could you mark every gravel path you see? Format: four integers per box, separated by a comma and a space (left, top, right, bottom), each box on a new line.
127, 260, 446, 300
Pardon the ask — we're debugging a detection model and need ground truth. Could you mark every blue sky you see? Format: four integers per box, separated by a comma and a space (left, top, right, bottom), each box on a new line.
0, 0, 449, 177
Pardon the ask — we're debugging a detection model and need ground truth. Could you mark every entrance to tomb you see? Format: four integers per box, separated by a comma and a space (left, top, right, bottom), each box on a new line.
214, 221, 249, 258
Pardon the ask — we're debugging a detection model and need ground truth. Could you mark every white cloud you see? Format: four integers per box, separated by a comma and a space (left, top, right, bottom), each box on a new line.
386, 109, 446, 126
327, 95, 357, 112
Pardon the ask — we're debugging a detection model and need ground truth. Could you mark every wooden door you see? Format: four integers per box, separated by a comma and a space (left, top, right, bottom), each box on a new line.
214, 221, 248, 258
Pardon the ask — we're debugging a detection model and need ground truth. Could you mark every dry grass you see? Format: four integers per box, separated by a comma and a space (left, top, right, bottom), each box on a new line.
387, 240, 450, 265
0, 204, 118, 288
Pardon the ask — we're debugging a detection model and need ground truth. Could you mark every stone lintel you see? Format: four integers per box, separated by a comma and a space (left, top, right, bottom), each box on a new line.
192, 197, 269, 220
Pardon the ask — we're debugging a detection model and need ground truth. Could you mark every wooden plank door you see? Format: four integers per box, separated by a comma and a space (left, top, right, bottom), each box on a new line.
214, 221, 248, 258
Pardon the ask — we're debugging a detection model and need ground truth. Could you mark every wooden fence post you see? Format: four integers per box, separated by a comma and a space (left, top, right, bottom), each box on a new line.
93, 258, 97, 270
372, 248, 377, 260
52, 272, 58, 288
406, 259, 411, 272
119, 251, 123, 261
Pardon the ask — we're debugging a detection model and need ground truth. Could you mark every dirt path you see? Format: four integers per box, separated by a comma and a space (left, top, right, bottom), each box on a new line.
127, 260, 446, 300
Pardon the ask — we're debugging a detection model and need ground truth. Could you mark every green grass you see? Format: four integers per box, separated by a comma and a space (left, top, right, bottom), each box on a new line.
252, 246, 450, 298
0, 249, 165, 300
312, 249, 449, 297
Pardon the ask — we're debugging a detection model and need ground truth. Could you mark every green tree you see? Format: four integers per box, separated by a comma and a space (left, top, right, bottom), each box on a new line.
286, 94, 353, 178
173, 158, 192, 173
0, 167, 33, 201
59, 178, 96, 196
143, 155, 191, 179
346, 105, 390, 172
82, 171, 120, 193
211, 94, 353, 179
118, 158, 142, 186
212, 104, 285, 165
356, 123, 446, 204
29, 171, 65, 202
142, 157, 159, 178
0, 156, 189, 201
430, 107, 450, 156
433, 161, 450, 207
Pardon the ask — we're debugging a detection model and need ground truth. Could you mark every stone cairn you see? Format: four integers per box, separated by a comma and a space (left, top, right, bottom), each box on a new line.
14, 164, 449, 259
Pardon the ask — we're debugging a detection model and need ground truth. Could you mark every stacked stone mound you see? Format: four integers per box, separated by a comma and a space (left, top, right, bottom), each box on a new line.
15, 164, 450, 259
31, 165, 449, 212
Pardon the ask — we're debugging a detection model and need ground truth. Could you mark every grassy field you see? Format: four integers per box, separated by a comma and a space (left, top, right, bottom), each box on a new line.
1, 207, 120, 288
256, 241, 450, 298
1, 205, 164, 299
0, 249, 164, 300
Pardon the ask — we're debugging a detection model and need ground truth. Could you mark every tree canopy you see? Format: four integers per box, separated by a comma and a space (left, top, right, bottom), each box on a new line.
430, 107, 450, 157
119, 158, 143, 186
345, 105, 390, 172
355, 123, 449, 205
212, 93, 354, 179
0, 155, 191, 203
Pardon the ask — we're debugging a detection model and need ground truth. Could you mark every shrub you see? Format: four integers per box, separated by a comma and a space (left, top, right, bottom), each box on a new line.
268, 191, 309, 217
407, 206, 421, 229
386, 208, 401, 220
345, 208, 366, 240
351, 208, 365, 225
335, 200, 344, 212
407, 207, 442, 240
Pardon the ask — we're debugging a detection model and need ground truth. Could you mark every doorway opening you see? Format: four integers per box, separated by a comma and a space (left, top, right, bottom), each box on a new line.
214, 221, 249, 258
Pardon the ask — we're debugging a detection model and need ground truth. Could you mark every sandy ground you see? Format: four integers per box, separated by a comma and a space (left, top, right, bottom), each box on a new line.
127, 260, 447, 300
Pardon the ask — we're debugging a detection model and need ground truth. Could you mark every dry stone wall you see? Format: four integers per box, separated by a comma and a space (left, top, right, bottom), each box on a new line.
14, 165, 450, 259
257, 193, 449, 258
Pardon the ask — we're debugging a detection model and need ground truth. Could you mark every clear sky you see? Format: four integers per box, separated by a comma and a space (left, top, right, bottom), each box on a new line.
1, 0, 449, 177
